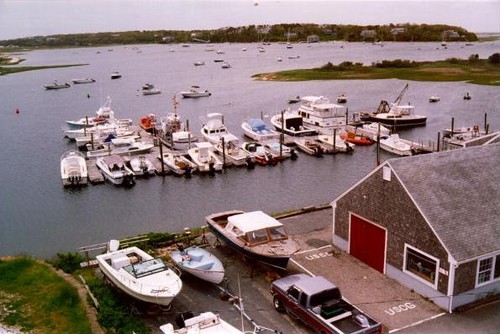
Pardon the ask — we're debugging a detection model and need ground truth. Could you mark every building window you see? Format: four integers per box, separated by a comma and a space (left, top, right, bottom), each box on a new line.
404, 245, 438, 287
476, 254, 500, 286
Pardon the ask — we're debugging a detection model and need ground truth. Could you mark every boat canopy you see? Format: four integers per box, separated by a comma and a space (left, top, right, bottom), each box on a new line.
228, 211, 283, 233
248, 118, 269, 131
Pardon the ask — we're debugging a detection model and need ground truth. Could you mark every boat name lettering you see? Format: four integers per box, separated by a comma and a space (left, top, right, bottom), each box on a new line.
304, 251, 333, 260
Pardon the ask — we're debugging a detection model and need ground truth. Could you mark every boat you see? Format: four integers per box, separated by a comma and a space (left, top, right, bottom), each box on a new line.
187, 142, 223, 174
194, 61, 205, 66
200, 113, 231, 144
158, 152, 197, 176
86, 141, 154, 158
213, 134, 253, 167
95, 155, 136, 186
60, 150, 88, 187
241, 141, 275, 166
288, 96, 300, 104
270, 111, 318, 137
241, 118, 280, 142
221, 62, 231, 69
379, 134, 415, 156
295, 96, 348, 133
96, 240, 182, 306
316, 134, 354, 153
65, 115, 108, 130
139, 114, 157, 133
344, 122, 391, 141
142, 83, 161, 95
339, 130, 374, 146
160, 113, 197, 145
441, 124, 481, 138
125, 155, 156, 177
170, 245, 225, 284
429, 95, 440, 102
160, 312, 244, 334
262, 140, 297, 160
337, 94, 348, 104
110, 72, 122, 79
43, 81, 70, 90
71, 78, 95, 84
463, 92, 472, 100
180, 86, 211, 98
205, 210, 300, 270
294, 138, 326, 157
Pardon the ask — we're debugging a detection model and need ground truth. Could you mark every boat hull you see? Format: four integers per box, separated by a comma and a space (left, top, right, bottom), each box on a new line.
171, 246, 225, 284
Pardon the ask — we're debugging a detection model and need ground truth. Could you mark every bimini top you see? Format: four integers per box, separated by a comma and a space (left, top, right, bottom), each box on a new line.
227, 211, 283, 233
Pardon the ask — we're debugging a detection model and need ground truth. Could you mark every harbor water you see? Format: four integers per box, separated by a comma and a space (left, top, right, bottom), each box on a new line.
1, 41, 499, 258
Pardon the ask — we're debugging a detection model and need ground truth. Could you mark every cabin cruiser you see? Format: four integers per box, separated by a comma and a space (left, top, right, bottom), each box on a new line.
241, 118, 280, 142
295, 96, 348, 134
180, 85, 211, 98
270, 111, 318, 137
200, 113, 231, 144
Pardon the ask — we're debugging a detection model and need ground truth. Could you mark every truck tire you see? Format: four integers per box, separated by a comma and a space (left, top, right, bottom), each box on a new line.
273, 296, 285, 312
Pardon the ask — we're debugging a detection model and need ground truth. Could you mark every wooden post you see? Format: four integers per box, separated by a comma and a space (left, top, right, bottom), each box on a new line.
159, 141, 165, 175
437, 132, 441, 152
345, 108, 349, 125
221, 136, 226, 169
451, 117, 454, 135
260, 111, 264, 120
84, 116, 88, 136
332, 128, 337, 155
90, 132, 94, 150
376, 123, 381, 165
484, 113, 488, 134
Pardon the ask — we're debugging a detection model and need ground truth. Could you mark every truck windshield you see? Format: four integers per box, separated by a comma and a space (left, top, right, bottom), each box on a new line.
309, 289, 341, 307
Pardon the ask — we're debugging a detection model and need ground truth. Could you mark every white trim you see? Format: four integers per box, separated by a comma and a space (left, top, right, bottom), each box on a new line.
475, 253, 500, 288
447, 254, 457, 313
403, 244, 440, 289
331, 201, 337, 244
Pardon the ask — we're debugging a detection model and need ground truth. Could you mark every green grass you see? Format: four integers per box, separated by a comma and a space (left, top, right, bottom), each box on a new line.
0, 64, 87, 76
0, 257, 92, 334
253, 60, 500, 86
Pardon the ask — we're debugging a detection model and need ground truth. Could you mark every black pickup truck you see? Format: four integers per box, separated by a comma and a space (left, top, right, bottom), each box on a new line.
271, 274, 382, 334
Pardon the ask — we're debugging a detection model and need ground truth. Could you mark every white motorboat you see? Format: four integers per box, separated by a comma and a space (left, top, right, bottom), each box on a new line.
170, 245, 225, 284
110, 71, 122, 79
64, 123, 117, 140
344, 122, 391, 141
296, 96, 348, 134
337, 93, 348, 104
187, 142, 223, 174
294, 138, 326, 156
141, 83, 161, 95
316, 134, 354, 153
214, 134, 252, 167
429, 95, 440, 102
379, 134, 415, 156
200, 113, 231, 144
125, 155, 156, 177
262, 140, 297, 160
65, 116, 108, 130
95, 155, 136, 187
194, 61, 205, 66
96, 240, 182, 306
241, 118, 280, 142
71, 78, 95, 84
158, 152, 197, 176
180, 85, 211, 98
205, 210, 300, 270
43, 81, 70, 90
160, 312, 243, 334
60, 150, 88, 187
221, 62, 231, 69
270, 111, 318, 137
241, 141, 276, 166
87, 141, 154, 158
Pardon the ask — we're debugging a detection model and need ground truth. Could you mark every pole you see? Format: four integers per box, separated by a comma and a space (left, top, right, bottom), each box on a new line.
451, 117, 454, 135
437, 132, 441, 152
159, 142, 165, 175
221, 136, 226, 170
333, 128, 337, 155
376, 123, 381, 166
484, 113, 488, 134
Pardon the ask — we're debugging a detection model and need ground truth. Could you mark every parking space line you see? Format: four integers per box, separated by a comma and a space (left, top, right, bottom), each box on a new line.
389, 312, 447, 333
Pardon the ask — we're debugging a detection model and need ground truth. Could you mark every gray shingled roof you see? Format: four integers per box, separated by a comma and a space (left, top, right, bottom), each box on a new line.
388, 143, 500, 263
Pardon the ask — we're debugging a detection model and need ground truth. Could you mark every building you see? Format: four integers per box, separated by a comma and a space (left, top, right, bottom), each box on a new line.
331, 144, 500, 311
360, 29, 377, 40
307, 35, 320, 43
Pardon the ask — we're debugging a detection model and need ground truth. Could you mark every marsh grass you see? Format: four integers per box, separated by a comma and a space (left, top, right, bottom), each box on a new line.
0, 257, 92, 334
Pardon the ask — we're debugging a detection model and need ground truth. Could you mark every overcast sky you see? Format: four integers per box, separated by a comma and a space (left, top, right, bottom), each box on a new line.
0, 0, 498, 40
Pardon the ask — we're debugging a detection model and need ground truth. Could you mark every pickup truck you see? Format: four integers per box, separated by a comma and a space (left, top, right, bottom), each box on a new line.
271, 274, 382, 334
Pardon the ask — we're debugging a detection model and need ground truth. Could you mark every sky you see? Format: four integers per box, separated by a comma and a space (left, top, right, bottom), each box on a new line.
0, 0, 498, 40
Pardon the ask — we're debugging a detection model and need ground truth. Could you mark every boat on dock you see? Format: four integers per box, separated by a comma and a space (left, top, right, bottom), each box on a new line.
344, 122, 390, 141
214, 134, 253, 167
205, 210, 300, 270
95, 155, 136, 187
294, 138, 326, 157
86, 140, 154, 158
296, 95, 348, 133
263, 140, 297, 160
139, 114, 157, 134
160, 312, 243, 334
96, 240, 182, 306
187, 142, 223, 174
316, 134, 354, 153
241, 141, 276, 166
339, 130, 374, 146
125, 155, 156, 177
170, 245, 225, 284
379, 134, 415, 156
60, 150, 88, 187
158, 152, 197, 176
270, 111, 318, 137
200, 113, 231, 144
241, 118, 280, 142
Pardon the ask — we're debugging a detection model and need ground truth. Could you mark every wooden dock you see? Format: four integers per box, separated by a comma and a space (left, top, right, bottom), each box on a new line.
86, 159, 105, 184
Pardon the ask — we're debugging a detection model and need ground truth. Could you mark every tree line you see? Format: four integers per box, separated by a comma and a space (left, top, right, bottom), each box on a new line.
0, 23, 478, 48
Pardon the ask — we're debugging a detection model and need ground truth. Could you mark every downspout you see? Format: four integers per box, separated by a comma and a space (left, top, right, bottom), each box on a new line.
331, 201, 337, 244
447, 254, 457, 313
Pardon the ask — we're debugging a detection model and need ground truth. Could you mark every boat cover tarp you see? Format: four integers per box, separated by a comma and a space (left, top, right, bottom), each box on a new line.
228, 211, 283, 233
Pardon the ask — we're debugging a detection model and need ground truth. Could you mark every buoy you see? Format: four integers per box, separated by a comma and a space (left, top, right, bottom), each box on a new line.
87, 93, 90, 98
15, 108, 20, 114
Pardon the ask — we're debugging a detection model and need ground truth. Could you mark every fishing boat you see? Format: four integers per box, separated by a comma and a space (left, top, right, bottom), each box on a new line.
125, 155, 156, 177
187, 142, 223, 174
170, 245, 225, 284
158, 152, 197, 176
241, 118, 280, 142
205, 210, 300, 270
180, 86, 211, 98
141, 83, 161, 95
71, 78, 95, 84
96, 240, 182, 306
379, 134, 415, 156
43, 81, 70, 90
213, 134, 253, 167
316, 134, 354, 153
160, 312, 244, 334
60, 150, 88, 187
339, 130, 374, 146
241, 141, 275, 166
65, 116, 108, 129
270, 111, 318, 137
139, 114, 157, 133
200, 113, 231, 144
95, 155, 136, 187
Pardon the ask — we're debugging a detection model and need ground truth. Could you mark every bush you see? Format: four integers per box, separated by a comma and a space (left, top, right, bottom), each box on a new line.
49, 252, 84, 274
488, 53, 500, 64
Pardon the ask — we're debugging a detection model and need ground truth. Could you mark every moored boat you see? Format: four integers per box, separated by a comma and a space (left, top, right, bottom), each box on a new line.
72, 78, 95, 84
429, 95, 440, 102
214, 134, 253, 167
139, 114, 157, 133
158, 152, 197, 176
141, 83, 161, 95
96, 240, 182, 306
379, 134, 415, 156
95, 155, 136, 186
270, 111, 318, 137
44, 81, 70, 90
205, 210, 300, 270
200, 113, 231, 144
110, 71, 122, 79
316, 134, 354, 153
170, 245, 225, 284
241, 141, 275, 166
125, 155, 156, 177
339, 130, 374, 146
187, 142, 223, 174
241, 118, 280, 142
262, 140, 297, 160
180, 85, 211, 98
60, 150, 88, 187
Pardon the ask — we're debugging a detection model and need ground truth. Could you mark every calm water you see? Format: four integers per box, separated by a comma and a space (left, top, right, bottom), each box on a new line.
1, 41, 499, 258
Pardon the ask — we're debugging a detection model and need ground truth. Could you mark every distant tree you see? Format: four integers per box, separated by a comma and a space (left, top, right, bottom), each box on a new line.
488, 53, 500, 64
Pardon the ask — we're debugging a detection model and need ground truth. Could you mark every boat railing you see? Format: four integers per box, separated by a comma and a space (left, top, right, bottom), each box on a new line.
116, 267, 182, 295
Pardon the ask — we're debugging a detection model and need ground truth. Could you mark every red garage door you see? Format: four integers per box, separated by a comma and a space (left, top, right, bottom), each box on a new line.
350, 215, 386, 273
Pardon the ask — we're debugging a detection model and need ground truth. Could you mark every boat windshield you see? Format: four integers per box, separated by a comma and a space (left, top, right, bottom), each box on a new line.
123, 258, 168, 278
269, 226, 288, 241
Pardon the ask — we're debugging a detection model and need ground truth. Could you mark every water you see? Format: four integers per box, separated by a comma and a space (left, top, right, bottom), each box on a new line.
1, 41, 499, 258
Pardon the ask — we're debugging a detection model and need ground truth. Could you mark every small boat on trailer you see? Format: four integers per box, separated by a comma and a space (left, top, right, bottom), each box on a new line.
205, 210, 300, 270
96, 240, 182, 307
170, 245, 225, 284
